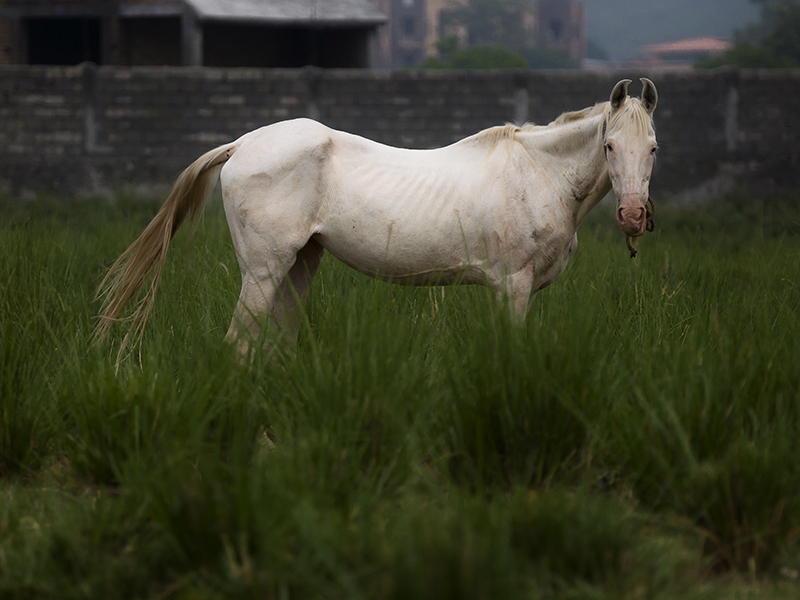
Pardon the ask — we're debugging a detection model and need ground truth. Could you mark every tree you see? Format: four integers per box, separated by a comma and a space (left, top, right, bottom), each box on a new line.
698, 0, 800, 68
520, 47, 578, 69
763, 3, 800, 63
418, 37, 527, 69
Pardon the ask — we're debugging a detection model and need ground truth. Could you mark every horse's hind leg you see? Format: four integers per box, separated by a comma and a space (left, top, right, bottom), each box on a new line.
225, 238, 323, 360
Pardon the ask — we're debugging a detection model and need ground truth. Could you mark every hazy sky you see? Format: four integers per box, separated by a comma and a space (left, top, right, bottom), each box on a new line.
581, 0, 761, 60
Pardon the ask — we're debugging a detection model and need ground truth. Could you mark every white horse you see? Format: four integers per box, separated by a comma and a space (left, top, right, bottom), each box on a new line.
96, 78, 658, 359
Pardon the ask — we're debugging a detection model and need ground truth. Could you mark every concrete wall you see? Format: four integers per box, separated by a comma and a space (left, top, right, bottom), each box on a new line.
1, 64, 799, 197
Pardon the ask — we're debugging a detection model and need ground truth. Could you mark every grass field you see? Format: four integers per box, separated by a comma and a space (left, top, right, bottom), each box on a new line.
1, 188, 800, 599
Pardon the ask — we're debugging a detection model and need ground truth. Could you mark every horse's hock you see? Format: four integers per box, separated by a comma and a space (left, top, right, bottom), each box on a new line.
1, 64, 799, 197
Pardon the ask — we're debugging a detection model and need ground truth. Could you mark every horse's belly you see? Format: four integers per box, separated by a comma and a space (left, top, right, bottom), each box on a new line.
314, 220, 489, 286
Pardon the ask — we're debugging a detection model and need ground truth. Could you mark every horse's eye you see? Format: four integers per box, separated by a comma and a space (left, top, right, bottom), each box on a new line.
605, 143, 614, 153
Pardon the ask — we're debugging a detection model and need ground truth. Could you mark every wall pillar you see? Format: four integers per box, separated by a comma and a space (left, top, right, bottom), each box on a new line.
81, 62, 111, 155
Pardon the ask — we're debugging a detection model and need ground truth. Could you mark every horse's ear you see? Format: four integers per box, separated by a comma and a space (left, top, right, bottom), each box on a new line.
640, 78, 658, 113
610, 79, 631, 112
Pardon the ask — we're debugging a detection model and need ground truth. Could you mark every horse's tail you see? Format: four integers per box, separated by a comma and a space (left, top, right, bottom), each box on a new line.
93, 141, 238, 356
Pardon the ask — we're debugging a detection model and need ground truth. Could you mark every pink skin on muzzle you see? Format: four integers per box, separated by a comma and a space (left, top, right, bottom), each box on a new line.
616, 201, 647, 236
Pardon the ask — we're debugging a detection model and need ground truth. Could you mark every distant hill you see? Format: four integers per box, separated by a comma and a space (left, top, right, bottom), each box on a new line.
581, 0, 760, 61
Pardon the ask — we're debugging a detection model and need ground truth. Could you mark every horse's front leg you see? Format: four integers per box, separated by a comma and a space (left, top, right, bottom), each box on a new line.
495, 263, 536, 322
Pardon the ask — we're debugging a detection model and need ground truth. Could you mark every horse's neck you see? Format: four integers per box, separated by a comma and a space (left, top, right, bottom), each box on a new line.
520, 114, 611, 226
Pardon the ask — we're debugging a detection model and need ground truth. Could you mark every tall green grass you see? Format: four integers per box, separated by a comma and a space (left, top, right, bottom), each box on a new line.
1, 189, 799, 599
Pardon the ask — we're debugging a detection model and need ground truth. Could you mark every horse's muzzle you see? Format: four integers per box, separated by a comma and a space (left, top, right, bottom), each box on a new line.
616, 204, 646, 237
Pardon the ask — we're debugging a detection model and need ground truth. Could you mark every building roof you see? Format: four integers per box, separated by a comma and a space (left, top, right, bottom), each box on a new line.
119, 2, 185, 18
185, 0, 387, 25
642, 36, 732, 57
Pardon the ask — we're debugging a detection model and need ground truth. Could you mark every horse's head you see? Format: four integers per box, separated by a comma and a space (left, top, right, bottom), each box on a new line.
604, 78, 658, 238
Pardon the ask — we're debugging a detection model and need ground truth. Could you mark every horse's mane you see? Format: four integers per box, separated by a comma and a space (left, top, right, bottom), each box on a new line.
473, 102, 607, 149
473, 123, 531, 148
551, 98, 654, 136
551, 102, 608, 126
472, 97, 653, 153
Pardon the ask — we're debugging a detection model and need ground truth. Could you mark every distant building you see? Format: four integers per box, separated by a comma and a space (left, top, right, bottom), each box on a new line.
371, 0, 585, 68
370, 0, 426, 67
537, 0, 585, 66
368, 0, 455, 68
0, 0, 387, 67
638, 36, 732, 70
